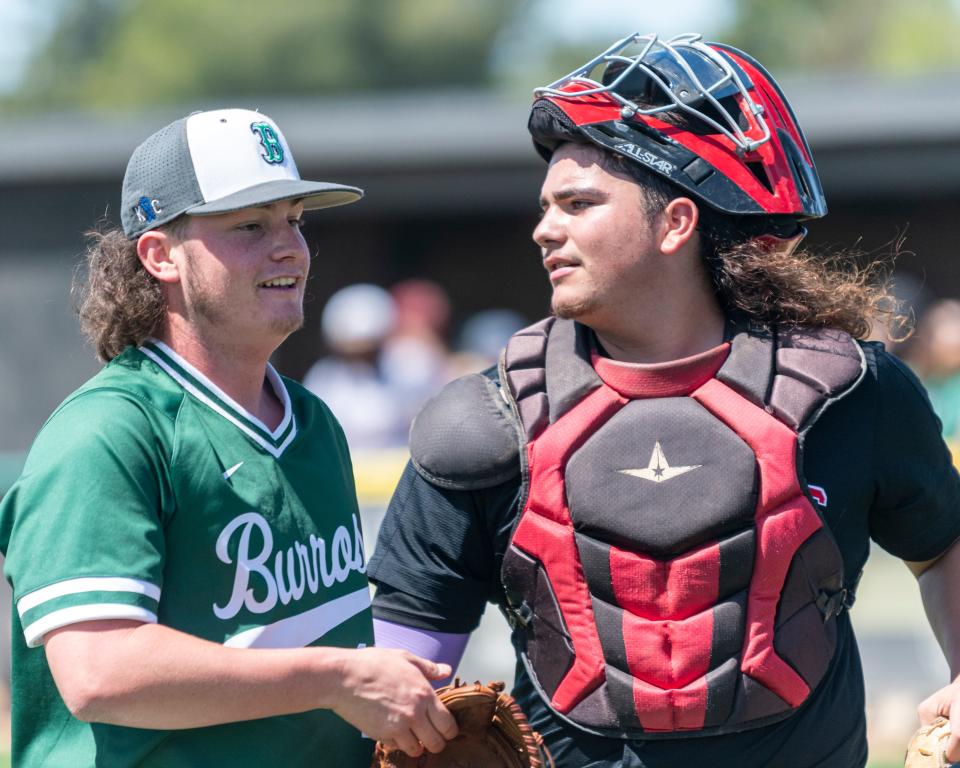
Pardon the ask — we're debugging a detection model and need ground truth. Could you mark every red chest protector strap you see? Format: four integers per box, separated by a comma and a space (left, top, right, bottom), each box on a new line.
499, 318, 865, 738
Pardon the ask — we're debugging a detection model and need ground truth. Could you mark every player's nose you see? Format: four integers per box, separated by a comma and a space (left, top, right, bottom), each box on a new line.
533, 205, 565, 250
271, 223, 308, 262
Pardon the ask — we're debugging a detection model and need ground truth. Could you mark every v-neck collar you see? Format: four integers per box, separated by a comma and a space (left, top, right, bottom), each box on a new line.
139, 339, 297, 458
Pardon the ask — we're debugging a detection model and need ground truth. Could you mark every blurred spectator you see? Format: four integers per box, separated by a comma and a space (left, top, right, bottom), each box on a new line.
448, 308, 528, 376
304, 281, 530, 450
900, 298, 960, 445
390, 279, 452, 343
303, 284, 407, 450
380, 279, 454, 429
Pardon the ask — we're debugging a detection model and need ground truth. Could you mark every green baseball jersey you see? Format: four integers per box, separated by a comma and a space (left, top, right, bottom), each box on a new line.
0, 340, 375, 767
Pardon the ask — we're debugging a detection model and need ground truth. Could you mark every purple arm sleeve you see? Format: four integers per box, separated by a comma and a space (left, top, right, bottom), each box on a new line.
373, 618, 470, 688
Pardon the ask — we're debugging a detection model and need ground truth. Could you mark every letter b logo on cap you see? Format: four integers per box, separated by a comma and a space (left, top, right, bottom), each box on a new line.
250, 122, 284, 165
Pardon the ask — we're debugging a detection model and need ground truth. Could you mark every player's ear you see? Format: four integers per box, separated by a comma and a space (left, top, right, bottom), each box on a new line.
659, 197, 699, 255
137, 228, 181, 284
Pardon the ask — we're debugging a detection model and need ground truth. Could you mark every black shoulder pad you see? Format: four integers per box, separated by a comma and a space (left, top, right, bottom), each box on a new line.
409, 373, 520, 491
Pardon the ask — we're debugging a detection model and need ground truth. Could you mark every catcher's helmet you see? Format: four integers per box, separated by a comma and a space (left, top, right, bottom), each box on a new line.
529, 33, 825, 248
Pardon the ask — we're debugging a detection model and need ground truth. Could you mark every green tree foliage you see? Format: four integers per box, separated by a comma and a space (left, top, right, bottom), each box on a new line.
7, 0, 960, 113
723, 0, 960, 74
5, 0, 516, 111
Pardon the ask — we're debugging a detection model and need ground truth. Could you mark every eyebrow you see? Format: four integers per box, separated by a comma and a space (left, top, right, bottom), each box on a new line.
539, 186, 609, 208
232, 200, 305, 217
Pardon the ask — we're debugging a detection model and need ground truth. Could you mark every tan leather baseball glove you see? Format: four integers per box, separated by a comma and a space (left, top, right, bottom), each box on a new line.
905, 716, 955, 768
371, 679, 553, 768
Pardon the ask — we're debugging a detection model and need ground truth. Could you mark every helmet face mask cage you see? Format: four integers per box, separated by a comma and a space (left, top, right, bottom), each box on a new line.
535, 33, 771, 155
529, 32, 827, 228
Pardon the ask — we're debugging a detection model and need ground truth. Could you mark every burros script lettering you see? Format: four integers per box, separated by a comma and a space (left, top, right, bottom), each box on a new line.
212, 512, 366, 620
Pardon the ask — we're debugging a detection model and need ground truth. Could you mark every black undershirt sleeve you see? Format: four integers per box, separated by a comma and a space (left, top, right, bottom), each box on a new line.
368, 459, 521, 634
868, 349, 960, 561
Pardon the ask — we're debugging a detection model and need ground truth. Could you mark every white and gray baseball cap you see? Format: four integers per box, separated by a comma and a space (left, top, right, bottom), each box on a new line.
121, 108, 363, 239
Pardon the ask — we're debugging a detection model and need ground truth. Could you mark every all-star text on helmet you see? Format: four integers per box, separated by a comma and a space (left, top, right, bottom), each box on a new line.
528, 33, 827, 253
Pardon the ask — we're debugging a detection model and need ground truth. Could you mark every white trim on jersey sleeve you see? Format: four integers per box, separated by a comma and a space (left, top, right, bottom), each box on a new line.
223, 586, 370, 649
17, 576, 161, 616
23, 604, 158, 648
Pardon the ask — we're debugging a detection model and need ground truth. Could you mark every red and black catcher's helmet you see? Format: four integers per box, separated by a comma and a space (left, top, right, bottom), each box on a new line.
529, 33, 826, 250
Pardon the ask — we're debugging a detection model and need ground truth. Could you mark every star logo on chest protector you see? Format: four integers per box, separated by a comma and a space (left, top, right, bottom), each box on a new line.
619, 441, 701, 484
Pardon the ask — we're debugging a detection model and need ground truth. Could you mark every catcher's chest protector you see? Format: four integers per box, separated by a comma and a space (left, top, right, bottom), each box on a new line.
499, 318, 865, 737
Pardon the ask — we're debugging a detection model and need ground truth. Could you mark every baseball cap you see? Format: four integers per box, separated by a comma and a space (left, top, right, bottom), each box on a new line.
121, 108, 363, 239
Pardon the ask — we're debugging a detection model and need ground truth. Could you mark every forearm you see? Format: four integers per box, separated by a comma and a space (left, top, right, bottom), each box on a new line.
45, 620, 352, 729
908, 539, 960, 762
44, 617, 457, 754
913, 539, 960, 677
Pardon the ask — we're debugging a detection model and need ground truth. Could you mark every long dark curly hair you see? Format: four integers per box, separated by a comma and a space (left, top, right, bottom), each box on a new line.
599, 151, 906, 340
700, 229, 905, 341
72, 220, 183, 362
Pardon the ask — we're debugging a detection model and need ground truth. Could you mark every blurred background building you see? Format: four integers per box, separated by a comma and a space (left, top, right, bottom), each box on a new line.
2, 1, 960, 764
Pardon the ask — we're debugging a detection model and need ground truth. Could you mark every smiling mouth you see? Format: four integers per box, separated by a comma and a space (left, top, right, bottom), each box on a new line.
258, 277, 299, 290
